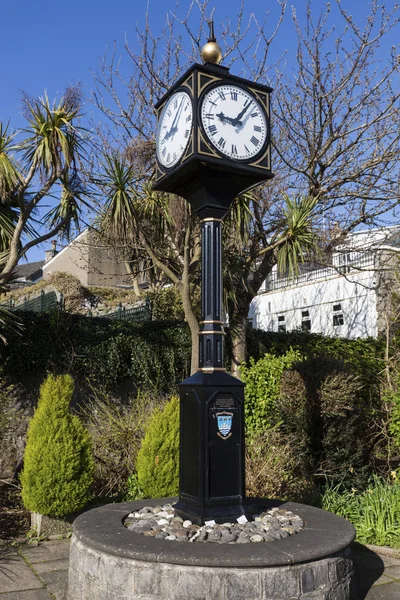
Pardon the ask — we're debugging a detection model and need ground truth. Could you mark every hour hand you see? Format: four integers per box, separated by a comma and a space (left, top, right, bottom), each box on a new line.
216, 112, 241, 126
162, 126, 177, 141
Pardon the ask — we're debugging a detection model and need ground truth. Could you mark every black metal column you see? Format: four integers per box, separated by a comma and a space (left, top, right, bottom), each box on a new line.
198, 218, 225, 372
174, 212, 246, 525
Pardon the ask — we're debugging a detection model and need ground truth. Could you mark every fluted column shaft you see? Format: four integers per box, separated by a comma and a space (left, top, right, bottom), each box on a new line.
198, 218, 225, 371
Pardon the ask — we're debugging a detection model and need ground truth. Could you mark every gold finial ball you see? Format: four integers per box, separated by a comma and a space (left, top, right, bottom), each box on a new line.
201, 41, 223, 64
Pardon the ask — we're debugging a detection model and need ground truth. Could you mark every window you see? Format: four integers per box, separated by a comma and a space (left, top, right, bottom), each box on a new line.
301, 310, 311, 331
277, 315, 286, 333
333, 303, 344, 326
337, 252, 351, 274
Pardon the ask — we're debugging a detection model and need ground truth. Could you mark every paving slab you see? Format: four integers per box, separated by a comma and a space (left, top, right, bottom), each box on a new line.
383, 565, 400, 580
0, 590, 52, 599
19, 540, 71, 563
361, 581, 400, 599
35, 569, 67, 600
0, 550, 43, 594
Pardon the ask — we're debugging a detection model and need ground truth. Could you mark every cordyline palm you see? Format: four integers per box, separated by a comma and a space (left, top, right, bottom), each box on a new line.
99, 153, 185, 272
98, 151, 202, 372
0, 87, 89, 288
223, 192, 319, 375
21, 92, 84, 174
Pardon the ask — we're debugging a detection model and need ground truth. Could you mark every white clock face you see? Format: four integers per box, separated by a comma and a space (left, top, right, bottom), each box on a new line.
201, 84, 267, 161
156, 91, 193, 168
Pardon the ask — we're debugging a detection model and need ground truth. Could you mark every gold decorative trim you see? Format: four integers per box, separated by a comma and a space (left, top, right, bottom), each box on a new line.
197, 71, 221, 97
200, 217, 224, 223
199, 319, 224, 325
198, 330, 226, 335
197, 130, 218, 158
197, 367, 226, 373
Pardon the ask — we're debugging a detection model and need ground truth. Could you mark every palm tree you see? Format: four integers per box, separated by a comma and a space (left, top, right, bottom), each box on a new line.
97, 149, 319, 375
97, 152, 201, 373
0, 87, 90, 287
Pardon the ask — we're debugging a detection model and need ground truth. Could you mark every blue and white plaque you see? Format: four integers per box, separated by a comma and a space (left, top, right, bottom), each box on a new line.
216, 412, 233, 439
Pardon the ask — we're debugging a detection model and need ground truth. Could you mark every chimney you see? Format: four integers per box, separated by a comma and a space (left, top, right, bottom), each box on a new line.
45, 240, 58, 263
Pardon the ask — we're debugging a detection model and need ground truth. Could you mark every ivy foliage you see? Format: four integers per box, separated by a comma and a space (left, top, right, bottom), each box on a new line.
240, 349, 303, 436
0, 312, 191, 394
0, 311, 383, 402
136, 395, 180, 498
20, 374, 94, 517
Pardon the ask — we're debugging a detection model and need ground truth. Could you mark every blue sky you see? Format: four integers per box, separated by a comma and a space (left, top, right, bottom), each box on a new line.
1, 0, 398, 263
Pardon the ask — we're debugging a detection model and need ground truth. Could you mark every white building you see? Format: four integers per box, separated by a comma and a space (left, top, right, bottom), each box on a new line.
249, 227, 400, 339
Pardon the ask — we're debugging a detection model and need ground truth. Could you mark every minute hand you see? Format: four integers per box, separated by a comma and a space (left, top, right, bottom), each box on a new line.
232, 101, 252, 126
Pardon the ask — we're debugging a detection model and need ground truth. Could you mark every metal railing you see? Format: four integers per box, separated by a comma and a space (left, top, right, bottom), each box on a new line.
263, 254, 375, 293
0, 290, 62, 313
96, 298, 152, 323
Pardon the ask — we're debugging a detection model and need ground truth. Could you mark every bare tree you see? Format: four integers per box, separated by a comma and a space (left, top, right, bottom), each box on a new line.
93, 0, 400, 375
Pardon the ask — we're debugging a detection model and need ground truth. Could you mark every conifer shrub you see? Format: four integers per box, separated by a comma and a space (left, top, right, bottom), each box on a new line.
20, 374, 94, 517
136, 395, 179, 498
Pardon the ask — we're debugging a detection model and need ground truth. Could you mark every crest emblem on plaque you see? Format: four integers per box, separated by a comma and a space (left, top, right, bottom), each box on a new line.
216, 412, 233, 440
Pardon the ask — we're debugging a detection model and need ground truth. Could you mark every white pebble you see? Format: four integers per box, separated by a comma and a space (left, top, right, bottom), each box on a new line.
165, 535, 176, 540
182, 520, 192, 528
156, 511, 169, 519
157, 519, 169, 525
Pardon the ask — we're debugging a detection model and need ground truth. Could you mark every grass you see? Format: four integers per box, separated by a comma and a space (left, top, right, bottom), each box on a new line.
321, 474, 400, 548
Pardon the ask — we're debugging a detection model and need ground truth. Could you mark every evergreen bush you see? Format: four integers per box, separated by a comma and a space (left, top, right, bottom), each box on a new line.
240, 348, 303, 437
20, 374, 94, 517
136, 395, 180, 498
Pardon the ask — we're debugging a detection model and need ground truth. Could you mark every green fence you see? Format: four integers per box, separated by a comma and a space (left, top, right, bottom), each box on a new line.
0, 290, 62, 313
96, 298, 152, 323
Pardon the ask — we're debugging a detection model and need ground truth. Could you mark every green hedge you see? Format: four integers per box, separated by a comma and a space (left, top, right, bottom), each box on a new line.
1, 312, 191, 394
0, 311, 384, 397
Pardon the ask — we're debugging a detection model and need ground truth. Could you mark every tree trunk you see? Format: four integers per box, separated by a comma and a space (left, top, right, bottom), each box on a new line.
181, 281, 199, 375
230, 312, 248, 378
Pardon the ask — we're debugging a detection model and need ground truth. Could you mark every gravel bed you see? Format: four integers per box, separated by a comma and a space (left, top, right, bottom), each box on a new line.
124, 503, 304, 544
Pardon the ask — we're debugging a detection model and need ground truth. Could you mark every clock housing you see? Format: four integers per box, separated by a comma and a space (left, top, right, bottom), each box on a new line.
153, 62, 273, 218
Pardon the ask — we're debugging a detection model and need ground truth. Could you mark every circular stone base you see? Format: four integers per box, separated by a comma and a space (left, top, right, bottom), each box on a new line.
68, 498, 356, 600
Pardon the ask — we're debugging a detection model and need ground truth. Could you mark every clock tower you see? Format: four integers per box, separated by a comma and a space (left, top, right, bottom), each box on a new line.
153, 21, 274, 524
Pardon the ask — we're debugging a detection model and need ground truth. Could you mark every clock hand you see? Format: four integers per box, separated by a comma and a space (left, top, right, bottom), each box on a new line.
232, 100, 252, 126
216, 111, 242, 126
167, 99, 184, 137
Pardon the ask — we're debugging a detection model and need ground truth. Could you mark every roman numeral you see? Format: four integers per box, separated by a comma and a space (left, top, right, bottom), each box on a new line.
209, 124, 217, 135
254, 125, 262, 132
251, 112, 258, 118
184, 129, 190, 138
167, 153, 171, 162
209, 100, 217, 107
162, 146, 167, 155
167, 110, 172, 117
173, 99, 178, 109
250, 136, 259, 146
230, 91, 238, 101
244, 145, 250, 153
218, 137, 226, 149
205, 113, 214, 120
173, 152, 177, 160
186, 115, 191, 122
231, 144, 238, 155
218, 91, 226, 101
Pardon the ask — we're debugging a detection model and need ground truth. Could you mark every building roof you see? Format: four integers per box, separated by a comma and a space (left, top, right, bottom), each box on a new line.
14, 260, 44, 281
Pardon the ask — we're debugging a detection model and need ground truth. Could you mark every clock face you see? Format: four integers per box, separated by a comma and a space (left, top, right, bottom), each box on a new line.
156, 90, 193, 169
200, 84, 267, 161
